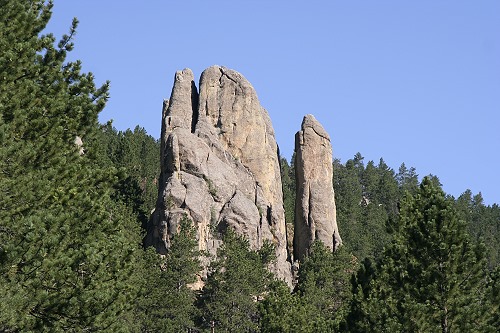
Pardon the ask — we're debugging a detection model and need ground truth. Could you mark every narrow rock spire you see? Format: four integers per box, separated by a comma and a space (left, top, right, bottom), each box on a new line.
164, 68, 198, 132
294, 114, 342, 261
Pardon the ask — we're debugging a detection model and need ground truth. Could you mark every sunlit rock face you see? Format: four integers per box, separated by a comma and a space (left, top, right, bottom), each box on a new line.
147, 66, 292, 285
146, 67, 344, 287
293, 114, 342, 262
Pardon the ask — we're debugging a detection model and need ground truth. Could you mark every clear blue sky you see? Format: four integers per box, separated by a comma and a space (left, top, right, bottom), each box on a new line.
46, 1, 500, 205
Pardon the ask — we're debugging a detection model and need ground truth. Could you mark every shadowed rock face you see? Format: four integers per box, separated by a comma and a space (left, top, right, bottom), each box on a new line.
147, 66, 292, 285
294, 114, 342, 261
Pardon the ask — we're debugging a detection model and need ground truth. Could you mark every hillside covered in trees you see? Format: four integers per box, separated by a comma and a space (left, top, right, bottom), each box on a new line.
1, 2, 498, 332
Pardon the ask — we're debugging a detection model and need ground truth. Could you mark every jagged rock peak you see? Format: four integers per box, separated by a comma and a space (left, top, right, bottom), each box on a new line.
294, 114, 342, 262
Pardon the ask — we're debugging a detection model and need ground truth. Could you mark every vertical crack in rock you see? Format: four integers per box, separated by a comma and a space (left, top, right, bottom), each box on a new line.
266, 206, 272, 226
218, 67, 224, 86
190, 81, 199, 133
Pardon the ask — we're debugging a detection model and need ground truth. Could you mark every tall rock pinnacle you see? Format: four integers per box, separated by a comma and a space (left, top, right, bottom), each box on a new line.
163, 68, 198, 132
294, 114, 342, 261
147, 67, 343, 287
147, 66, 292, 285
196, 66, 288, 271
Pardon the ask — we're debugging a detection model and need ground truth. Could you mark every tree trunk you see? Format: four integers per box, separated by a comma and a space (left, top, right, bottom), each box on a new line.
441, 305, 448, 333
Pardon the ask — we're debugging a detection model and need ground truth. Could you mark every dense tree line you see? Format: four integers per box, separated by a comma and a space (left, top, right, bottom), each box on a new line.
1, 2, 498, 332
88, 123, 160, 229
329, 153, 500, 269
280, 154, 499, 332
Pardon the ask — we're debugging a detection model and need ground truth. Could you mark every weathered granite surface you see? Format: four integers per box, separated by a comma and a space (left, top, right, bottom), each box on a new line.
293, 114, 342, 261
147, 66, 292, 284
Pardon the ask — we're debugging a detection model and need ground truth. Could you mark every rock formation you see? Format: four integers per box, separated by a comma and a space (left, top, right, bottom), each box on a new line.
147, 66, 291, 284
146, 66, 343, 287
294, 114, 342, 261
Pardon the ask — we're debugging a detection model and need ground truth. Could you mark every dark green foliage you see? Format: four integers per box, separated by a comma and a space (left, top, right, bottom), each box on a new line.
347, 177, 491, 332
334, 156, 364, 258
334, 153, 500, 279
456, 190, 500, 268
280, 155, 296, 225
261, 280, 329, 333
344, 257, 378, 332
88, 122, 160, 226
136, 215, 201, 332
484, 266, 500, 329
374, 158, 400, 219
197, 231, 275, 332
295, 243, 355, 331
334, 154, 398, 261
260, 280, 307, 333
0, 1, 143, 331
1, 2, 497, 331
397, 162, 419, 196
260, 243, 355, 332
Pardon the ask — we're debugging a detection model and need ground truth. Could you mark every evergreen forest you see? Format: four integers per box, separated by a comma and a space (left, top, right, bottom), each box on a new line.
1, 2, 498, 332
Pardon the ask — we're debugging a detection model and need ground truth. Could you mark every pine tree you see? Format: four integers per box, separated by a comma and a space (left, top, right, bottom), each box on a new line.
375, 158, 399, 218
296, 242, 355, 331
334, 156, 364, 258
87, 123, 160, 225
397, 162, 419, 196
484, 266, 500, 330
87, 122, 161, 243
360, 160, 391, 257
347, 177, 490, 332
456, 190, 500, 268
197, 231, 275, 332
0, 1, 143, 330
136, 215, 201, 332
335, 154, 399, 261
260, 242, 355, 333
260, 280, 297, 332
260, 279, 328, 333
280, 156, 295, 225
